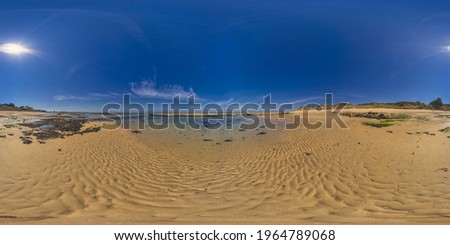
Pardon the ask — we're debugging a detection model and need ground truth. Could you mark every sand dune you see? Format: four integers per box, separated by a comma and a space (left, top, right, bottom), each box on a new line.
0, 109, 450, 224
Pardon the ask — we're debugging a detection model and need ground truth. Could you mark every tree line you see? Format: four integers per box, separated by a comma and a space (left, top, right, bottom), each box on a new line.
0, 103, 45, 112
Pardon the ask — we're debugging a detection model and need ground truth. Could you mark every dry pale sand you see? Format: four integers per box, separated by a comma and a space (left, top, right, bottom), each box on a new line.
0, 109, 450, 224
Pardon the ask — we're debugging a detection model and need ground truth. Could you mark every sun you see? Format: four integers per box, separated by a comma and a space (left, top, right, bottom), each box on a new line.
447, 46, 450, 52
0, 43, 32, 55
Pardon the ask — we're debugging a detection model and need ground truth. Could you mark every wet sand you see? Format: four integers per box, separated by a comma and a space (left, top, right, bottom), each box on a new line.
0, 109, 450, 224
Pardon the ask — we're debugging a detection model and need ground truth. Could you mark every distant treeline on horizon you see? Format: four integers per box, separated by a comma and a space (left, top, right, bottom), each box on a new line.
0, 103, 46, 112
1, 97, 449, 112
302, 97, 450, 111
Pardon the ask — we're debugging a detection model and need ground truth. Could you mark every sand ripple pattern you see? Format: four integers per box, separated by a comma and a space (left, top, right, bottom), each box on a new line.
1, 117, 450, 223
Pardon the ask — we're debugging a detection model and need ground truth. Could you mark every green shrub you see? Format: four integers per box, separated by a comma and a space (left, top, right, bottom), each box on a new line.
362, 121, 394, 128
430, 97, 444, 110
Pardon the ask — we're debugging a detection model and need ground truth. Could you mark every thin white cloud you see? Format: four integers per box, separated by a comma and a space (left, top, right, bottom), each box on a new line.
209, 98, 234, 106
130, 80, 198, 99
286, 96, 323, 104
53, 92, 120, 101
54, 95, 90, 101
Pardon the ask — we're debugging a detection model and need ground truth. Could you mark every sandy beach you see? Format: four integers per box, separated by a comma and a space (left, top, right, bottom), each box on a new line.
1, 109, 450, 224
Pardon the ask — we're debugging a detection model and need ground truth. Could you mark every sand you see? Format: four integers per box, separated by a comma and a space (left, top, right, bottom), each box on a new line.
0, 109, 450, 224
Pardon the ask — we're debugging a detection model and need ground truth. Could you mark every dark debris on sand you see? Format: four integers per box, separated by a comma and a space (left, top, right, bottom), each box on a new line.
19, 136, 33, 145
17, 117, 101, 144
435, 168, 449, 173
21, 118, 87, 131
22, 130, 33, 136
80, 127, 101, 134
131, 130, 142, 134
33, 130, 64, 140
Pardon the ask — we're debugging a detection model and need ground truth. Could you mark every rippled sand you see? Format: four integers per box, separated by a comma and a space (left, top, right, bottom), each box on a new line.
0, 109, 450, 224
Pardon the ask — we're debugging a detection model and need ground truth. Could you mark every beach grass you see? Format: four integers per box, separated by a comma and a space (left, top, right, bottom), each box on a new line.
4, 123, 18, 128
415, 116, 429, 121
362, 120, 395, 128
392, 113, 412, 120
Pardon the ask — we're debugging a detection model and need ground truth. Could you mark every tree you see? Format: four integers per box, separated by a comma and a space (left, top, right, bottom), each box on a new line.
429, 97, 444, 110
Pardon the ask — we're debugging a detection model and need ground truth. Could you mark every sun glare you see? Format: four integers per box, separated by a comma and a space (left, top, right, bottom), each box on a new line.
447, 45, 450, 52
0, 43, 31, 55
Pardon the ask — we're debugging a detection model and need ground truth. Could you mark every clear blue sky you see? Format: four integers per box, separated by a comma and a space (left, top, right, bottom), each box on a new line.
1, 0, 450, 111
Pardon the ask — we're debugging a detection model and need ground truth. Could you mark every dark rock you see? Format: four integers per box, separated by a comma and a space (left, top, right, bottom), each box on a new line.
21, 118, 86, 132
22, 139, 33, 144
34, 130, 63, 140
22, 130, 33, 136
18, 118, 101, 142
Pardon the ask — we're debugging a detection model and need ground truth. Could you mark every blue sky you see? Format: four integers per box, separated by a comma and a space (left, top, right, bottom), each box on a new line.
1, 0, 450, 111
